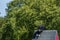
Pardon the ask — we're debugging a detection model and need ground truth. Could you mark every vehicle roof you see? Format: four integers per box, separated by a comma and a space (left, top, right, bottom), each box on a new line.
33, 30, 57, 40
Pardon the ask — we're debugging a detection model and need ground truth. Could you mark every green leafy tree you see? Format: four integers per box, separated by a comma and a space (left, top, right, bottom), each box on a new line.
0, 17, 6, 40
1, 0, 60, 40
1, 22, 14, 40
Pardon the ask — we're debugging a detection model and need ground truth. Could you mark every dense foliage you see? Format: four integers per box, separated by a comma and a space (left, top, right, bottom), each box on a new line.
0, 0, 60, 40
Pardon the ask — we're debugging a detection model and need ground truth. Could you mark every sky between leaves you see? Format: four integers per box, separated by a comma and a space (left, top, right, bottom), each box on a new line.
0, 0, 12, 17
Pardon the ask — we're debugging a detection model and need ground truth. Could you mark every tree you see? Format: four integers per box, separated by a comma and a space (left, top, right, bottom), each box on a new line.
1, 0, 60, 40
1, 22, 14, 40
0, 17, 6, 40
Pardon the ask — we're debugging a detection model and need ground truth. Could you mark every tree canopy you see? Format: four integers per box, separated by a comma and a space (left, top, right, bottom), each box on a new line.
0, 0, 60, 40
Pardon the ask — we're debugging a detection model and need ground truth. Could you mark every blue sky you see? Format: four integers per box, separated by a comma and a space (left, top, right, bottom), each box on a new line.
0, 0, 12, 17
